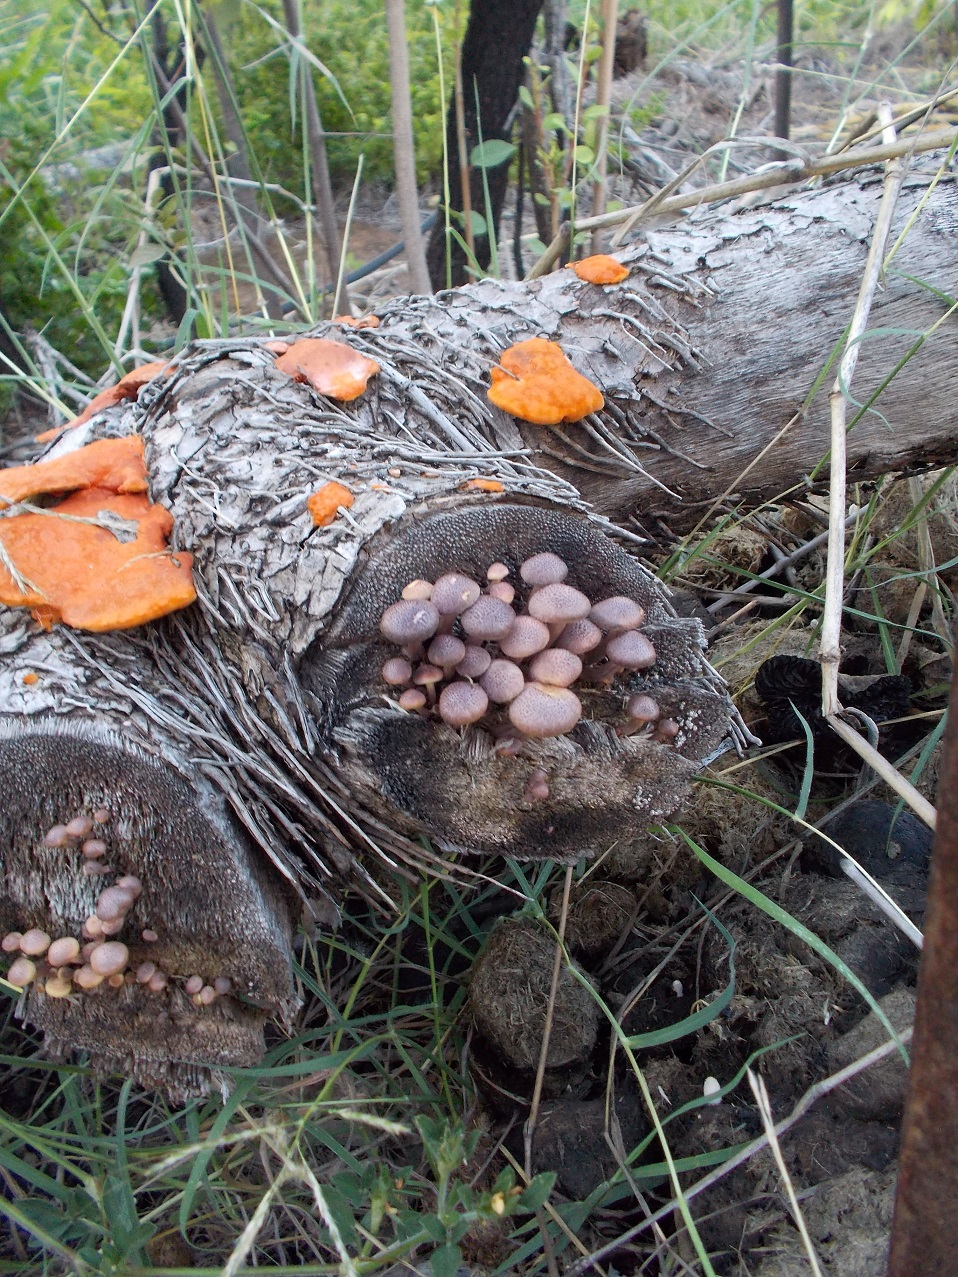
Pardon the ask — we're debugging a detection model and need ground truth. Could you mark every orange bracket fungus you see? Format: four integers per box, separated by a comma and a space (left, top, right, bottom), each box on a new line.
333, 314, 381, 329
488, 337, 604, 426
0, 437, 195, 631
274, 337, 381, 402
38, 361, 172, 442
307, 480, 355, 527
570, 254, 630, 285
0, 436, 148, 508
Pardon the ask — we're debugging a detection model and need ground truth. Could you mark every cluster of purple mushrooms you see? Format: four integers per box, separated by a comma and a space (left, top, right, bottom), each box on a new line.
2, 811, 230, 1005
378, 552, 679, 757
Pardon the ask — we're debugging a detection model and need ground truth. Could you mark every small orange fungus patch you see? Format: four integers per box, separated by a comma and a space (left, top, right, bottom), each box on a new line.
0, 436, 195, 631
307, 480, 354, 527
460, 478, 504, 493
0, 488, 196, 631
333, 314, 381, 330
0, 437, 148, 509
22, 672, 38, 685
487, 338, 604, 426
570, 255, 630, 285
274, 338, 380, 401
39, 362, 172, 441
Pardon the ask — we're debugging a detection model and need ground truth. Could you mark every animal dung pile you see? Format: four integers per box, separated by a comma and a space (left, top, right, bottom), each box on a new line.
377, 552, 679, 756
467, 915, 599, 1097
309, 503, 744, 862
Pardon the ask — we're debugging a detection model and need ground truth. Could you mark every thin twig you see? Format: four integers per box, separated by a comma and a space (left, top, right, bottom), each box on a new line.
748, 1070, 825, 1277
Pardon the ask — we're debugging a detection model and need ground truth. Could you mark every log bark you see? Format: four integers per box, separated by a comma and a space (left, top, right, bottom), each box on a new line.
436, 168, 958, 535
0, 169, 954, 1094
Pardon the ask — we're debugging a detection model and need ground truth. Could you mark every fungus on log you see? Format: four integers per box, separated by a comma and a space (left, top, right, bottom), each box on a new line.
0, 170, 953, 1094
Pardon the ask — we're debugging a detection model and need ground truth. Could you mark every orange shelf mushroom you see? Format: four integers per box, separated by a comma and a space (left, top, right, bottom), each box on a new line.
307, 480, 354, 527
274, 338, 380, 402
570, 254, 630, 285
38, 362, 172, 442
0, 436, 148, 509
0, 437, 195, 632
333, 314, 381, 329
487, 337, 604, 426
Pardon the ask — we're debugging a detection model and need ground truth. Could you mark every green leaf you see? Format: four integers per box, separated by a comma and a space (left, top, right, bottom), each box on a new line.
517, 1171, 556, 1211
174, 308, 201, 354
430, 1242, 463, 1277
470, 138, 516, 169
465, 209, 488, 237
581, 103, 609, 121
128, 242, 165, 268
573, 144, 595, 165
519, 85, 534, 110
542, 112, 566, 132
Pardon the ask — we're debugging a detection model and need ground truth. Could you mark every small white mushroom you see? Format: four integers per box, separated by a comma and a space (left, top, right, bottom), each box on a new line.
47, 937, 81, 968
19, 929, 51, 957
6, 957, 37, 987
88, 941, 129, 978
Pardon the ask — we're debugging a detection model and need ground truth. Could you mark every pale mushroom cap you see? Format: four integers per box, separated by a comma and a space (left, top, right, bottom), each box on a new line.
6, 957, 37, 986
654, 718, 680, 742
42, 824, 70, 848
487, 581, 516, 604
44, 976, 73, 999
499, 615, 551, 660
95, 886, 135, 923
508, 683, 583, 737
412, 663, 444, 688
626, 693, 660, 724
528, 648, 583, 688
590, 595, 646, 631
88, 941, 129, 977
554, 618, 603, 654
185, 974, 204, 995
486, 562, 510, 582
430, 572, 482, 615
65, 816, 94, 839
382, 656, 413, 686
401, 578, 434, 600
438, 681, 489, 726
606, 630, 657, 670
520, 552, 568, 587
460, 595, 516, 641
20, 929, 51, 956
398, 687, 428, 711
380, 599, 440, 645
73, 965, 104, 989
527, 582, 591, 626
427, 634, 467, 671
81, 838, 108, 859
47, 937, 81, 968
480, 659, 527, 704
456, 644, 493, 679
1, 932, 22, 953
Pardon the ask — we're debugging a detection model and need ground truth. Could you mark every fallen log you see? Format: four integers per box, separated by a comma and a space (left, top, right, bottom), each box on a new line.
0, 167, 952, 1093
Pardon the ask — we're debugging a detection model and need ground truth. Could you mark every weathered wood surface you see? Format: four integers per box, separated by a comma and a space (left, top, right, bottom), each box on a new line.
416, 166, 958, 534
0, 167, 953, 1094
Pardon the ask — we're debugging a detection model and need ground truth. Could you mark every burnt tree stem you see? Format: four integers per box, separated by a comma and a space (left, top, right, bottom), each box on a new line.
427, 0, 546, 288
